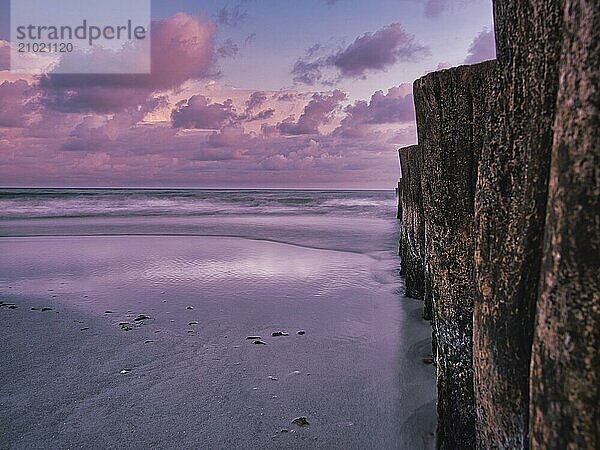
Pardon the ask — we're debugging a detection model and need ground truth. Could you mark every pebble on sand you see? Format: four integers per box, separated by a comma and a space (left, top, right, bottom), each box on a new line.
268, 376, 278, 381
253, 340, 267, 345
41, 307, 52, 311
188, 321, 198, 325
246, 336, 261, 340
186, 306, 194, 310
134, 314, 150, 321
272, 331, 289, 337
292, 417, 310, 427
297, 330, 306, 335
120, 369, 131, 375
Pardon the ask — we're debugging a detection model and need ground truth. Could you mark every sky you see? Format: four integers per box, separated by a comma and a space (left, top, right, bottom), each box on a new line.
0, 0, 496, 188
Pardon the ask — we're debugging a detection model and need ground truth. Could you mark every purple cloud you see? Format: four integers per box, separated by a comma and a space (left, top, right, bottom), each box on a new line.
464, 27, 496, 64
245, 91, 268, 112
292, 23, 429, 85
335, 84, 415, 137
275, 92, 305, 102
245, 108, 275, 122
0, 40, 9, 70
207, 125, 249, 148
421, 0, 478, 18
332, 23, 428, 77
172, 96, 238, 130
0, 80, 38, 128
217, 39, 240, 58
216, 2, 248, 27
424, 0, 446, 17
277, 89, 347, 135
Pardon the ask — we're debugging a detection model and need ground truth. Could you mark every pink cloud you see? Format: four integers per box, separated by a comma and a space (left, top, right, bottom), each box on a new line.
41, 13, 219, 113
0, 80, 38, 128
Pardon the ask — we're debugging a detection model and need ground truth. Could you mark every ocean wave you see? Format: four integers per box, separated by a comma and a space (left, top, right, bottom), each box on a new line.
0, 189, 397, 220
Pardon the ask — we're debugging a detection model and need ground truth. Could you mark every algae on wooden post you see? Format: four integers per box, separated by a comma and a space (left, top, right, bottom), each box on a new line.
399, 145, 427, 306
413, 61, 495, 449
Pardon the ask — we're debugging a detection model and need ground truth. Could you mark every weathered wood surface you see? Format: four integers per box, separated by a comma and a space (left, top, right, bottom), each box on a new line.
529, 1, 600, 448
473, 1, 565, 448
396, 1, 596, 448
399, 145, 427, 307
413, 60, 496, 450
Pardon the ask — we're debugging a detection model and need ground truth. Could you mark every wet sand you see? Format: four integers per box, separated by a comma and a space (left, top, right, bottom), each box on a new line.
0, 217, 435, 449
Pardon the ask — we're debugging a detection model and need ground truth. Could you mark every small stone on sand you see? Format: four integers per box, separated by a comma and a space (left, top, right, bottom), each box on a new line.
297, 330, 306, 335
246, 336, 261, 340
292, 417, 309, 427
188, 321, 198, 325
134, 314, 150, 321
186, 306, 194, 310
272, 331, 289, 337
41, 307, 52, 311
120, 369, 131, 375
268, 376, 278, 381
253, 340, 267, 345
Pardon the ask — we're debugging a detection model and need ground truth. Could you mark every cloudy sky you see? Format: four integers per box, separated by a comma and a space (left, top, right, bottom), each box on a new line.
0, 0, 495, 188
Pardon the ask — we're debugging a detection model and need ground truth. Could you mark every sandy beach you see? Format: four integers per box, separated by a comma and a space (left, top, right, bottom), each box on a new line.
0, 191, 435, 449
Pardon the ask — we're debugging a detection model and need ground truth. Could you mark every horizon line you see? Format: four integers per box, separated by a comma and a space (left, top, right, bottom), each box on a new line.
0, 186, 397, 191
